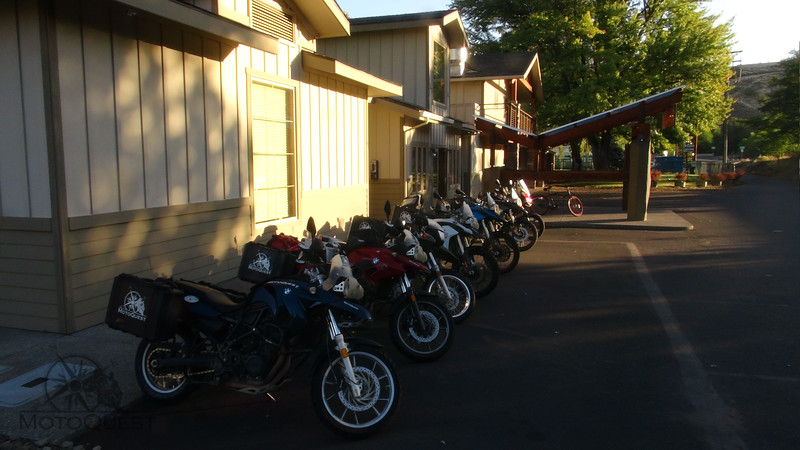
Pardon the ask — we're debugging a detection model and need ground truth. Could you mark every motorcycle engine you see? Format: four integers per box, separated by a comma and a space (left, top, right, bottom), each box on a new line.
219, 322, 282, 380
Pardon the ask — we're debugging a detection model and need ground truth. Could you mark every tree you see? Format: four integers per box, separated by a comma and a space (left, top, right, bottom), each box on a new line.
742, 52, 800, 156
452, 0, 734, 169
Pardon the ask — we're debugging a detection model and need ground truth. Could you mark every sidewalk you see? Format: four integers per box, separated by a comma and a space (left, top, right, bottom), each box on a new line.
0, 206, 693, 447
0, 324, 140, 448
542, 206, 694, 231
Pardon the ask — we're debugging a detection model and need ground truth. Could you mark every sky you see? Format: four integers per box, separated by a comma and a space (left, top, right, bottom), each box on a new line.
335, 0, 799, 64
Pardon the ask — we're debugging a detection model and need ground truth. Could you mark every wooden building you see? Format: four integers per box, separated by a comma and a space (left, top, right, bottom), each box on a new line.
0, 0, 400, 333
317, 10, 475, 215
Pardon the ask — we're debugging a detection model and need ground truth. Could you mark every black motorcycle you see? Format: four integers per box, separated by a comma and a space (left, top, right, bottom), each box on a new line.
105, 255, 400, 436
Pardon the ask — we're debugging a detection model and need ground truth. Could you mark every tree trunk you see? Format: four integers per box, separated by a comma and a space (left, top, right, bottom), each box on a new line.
589, 131, 613, 170
569, 139, 583, 170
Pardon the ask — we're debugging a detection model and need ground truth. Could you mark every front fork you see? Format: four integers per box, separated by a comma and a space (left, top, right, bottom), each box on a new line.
326, 310, 362, 398
429, 252, 454, 302
399, 274, 427, 332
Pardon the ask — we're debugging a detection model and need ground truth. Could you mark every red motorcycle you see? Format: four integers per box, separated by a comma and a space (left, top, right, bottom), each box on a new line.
298, 216, 455, 362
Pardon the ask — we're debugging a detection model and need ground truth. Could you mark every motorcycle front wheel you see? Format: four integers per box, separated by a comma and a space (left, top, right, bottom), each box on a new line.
424, 270, 476, 323
135, 337, 189, 402
312, 346, 400, 437
390, 297, 455, 362
512, 218, 538, 251
488, 233, 520, 274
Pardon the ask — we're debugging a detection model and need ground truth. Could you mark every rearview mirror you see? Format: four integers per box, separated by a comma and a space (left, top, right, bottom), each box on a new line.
306, 217, 316, 238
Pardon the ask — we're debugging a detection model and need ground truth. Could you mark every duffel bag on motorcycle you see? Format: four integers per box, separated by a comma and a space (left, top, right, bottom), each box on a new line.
105, 274, 183, 341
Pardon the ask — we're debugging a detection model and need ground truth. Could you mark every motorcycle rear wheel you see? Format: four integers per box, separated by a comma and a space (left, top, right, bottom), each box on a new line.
461, 246, 499, 298
390, 297, 454, 362
424, 270, 476, 323
135, 337, 189, 402
312, 346, 400, 436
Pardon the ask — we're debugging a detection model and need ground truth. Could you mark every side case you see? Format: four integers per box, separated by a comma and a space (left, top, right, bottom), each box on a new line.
105, 274, 181, 341
237, 241, 297, 283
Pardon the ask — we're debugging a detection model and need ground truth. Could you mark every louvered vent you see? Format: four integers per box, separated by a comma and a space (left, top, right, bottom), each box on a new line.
251, 0, 294, 42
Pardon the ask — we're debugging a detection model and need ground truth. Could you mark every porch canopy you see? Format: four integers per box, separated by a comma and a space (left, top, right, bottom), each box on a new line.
475, 85, 685, 151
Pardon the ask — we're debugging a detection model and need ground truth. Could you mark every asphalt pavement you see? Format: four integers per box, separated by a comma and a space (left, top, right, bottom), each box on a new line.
1, 176, 797, 449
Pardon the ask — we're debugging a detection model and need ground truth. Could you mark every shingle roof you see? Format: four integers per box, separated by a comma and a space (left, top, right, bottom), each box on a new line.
460, 52, 538, 79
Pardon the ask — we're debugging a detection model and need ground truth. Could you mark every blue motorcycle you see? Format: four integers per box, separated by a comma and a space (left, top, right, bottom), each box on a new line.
105, 247, 400, 437
454, 190, 520, 274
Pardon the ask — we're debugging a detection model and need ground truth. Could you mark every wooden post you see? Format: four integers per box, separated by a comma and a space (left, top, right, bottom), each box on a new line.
627, 123, 651, 221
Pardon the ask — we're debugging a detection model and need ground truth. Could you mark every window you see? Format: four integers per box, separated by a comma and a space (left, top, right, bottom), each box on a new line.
251, 80, 295, 223
432, 42, 446, 105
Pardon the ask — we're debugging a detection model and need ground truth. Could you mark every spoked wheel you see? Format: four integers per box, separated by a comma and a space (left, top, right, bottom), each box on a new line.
425, 270, 476, 323
486, 234, 520, 274
135, 337, 189, 402
531, 196, 551, 215
454, 246, 499, 298
512, 218, 537, 251
312, 346, 400, 437
568, 196, 584, 216
528, 213, 545, 237
390, 297, 454, 362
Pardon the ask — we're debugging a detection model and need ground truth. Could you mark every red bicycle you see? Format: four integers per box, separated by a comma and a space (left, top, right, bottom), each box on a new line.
530, 186, 584, 216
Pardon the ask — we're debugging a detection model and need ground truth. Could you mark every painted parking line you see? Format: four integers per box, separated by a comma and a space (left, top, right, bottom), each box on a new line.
538, 239, 748, 449
626, 242, 748, 450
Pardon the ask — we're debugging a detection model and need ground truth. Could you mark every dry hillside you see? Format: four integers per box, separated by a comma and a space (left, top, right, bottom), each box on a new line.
728, 62, 781, 120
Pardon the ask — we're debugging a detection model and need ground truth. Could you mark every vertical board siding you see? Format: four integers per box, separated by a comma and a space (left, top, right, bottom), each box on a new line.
0, 1, 30, 218
300, 72, 368, 193
56, 0, 246, 217
0, 1, 52, 219
83, 4, 119, 215
0, 221, 60, 332
318, 28, 428, 108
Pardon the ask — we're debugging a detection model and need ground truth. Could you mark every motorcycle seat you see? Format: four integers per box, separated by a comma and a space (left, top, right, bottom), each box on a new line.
175, 279, 245, 311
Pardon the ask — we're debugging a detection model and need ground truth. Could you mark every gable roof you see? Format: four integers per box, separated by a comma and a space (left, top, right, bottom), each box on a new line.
348, 10, 468, 48
454, 52, 544, 103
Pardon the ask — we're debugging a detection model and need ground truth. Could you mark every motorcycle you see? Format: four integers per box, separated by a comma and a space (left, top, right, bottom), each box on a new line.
298, 216, 456, 362
491, 180, 542, 251
104, 252, 400, 436
417, 192, 501, 298
506, 179, 546, 238
456, 190, 520, 274
384, 203, 476, 323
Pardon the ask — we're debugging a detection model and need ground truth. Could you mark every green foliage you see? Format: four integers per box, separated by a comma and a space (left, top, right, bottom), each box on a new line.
452, 0, 735, 168
743, 52, 800, 156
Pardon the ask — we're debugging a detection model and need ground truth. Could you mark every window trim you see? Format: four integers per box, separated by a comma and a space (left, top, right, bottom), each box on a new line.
247, 72, 300, 225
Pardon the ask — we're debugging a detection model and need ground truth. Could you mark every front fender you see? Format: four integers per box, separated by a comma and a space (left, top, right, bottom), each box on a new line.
311, 337, 385, 374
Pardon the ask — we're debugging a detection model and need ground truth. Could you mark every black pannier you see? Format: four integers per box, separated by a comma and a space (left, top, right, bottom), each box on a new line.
237, 241, 297, 283
346, 216, 387, 250
105, 274, 182, 341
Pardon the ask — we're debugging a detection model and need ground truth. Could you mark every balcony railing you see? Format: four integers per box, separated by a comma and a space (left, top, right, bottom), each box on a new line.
451, 102, 535, 133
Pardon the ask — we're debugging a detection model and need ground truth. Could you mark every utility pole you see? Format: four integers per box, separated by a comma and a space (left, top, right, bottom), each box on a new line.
723, 51, 742, 165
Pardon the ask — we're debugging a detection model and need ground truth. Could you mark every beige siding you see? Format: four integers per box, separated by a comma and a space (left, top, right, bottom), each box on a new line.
0, 219, 60, 332
369, 179, 405, 219
0, 1, 51, 219
450, 80, 482, 124
318, 28, 429, 108
67, 199, 251, 330
55, 0, 249, 218
300, 72, 369, 191
483, 81, 507, 123
369, 106, 404, 180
